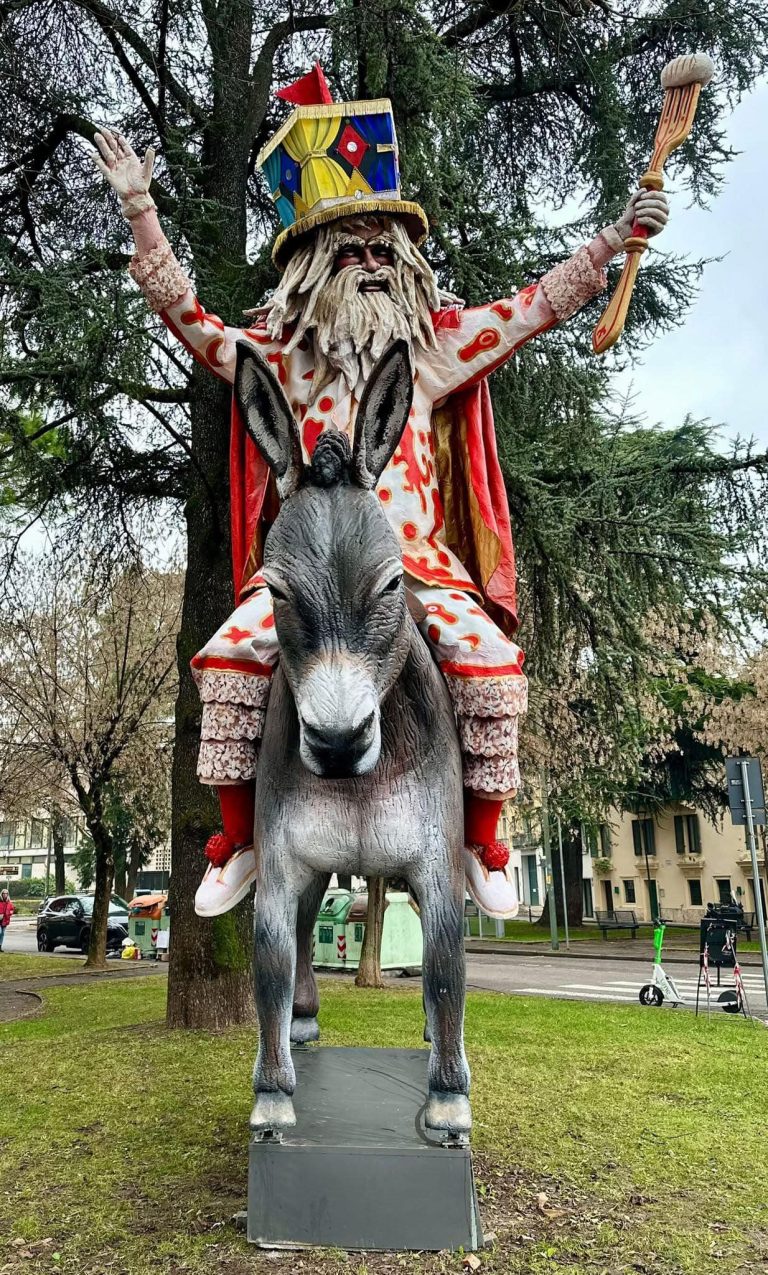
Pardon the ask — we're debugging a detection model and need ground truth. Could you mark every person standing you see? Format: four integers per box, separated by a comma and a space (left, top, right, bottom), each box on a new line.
0, 889, 15, 951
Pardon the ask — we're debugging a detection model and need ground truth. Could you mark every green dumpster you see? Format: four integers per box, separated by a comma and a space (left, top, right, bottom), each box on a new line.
313, 889, 423, 973
128, 893, 170, 958
313, 889, 354, 968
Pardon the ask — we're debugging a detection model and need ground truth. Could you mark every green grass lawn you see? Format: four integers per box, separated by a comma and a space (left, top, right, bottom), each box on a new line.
466, 917, 763, 953
0, 953, 85, 981
1, 977, 766, 1275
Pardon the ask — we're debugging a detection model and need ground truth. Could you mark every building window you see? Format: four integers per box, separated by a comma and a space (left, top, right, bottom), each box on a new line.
714, 878, 732, 905
631, 819, 656, 857
0, 822, 13, 851
21, 862, 32, 879
13, 822, 27, 850
688, 879, 703, 906
623, 879, 636, 904
674, 813, 701, 855
30, 819, 46, 848
62, 817, 77, 847
599, 824, 612, 856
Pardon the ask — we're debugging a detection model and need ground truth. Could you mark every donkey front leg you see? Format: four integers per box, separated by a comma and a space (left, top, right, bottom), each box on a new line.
251, 864, 302, 1133
411, 867, 471, 1136
291, 871, 330, 1045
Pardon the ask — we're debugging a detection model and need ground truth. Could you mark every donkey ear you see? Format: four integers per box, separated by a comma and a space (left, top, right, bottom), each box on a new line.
353, 340, 413, 489
235, 341, 303, 499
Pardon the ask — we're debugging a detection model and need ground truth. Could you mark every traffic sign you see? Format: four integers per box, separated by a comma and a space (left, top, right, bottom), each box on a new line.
726, 756, 766, 826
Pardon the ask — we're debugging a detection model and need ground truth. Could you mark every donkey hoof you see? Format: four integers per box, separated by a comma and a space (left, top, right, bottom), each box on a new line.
425, 1091, 472, 1136
291, 1015, 320, 1045
250, 1090, 296, 1134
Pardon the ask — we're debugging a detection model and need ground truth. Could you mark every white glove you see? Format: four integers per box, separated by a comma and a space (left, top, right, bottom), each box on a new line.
614, 187, 669, 241
92, 127, 156, 220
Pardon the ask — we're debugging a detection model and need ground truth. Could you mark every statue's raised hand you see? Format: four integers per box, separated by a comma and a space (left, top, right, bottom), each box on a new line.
614, 187, 669, 241
92, 127, 156, 220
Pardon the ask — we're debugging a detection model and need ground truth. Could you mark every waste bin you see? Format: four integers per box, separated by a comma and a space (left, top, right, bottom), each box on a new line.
313, 889, 423, 972
128, 893, 170, 958
313, 889, 354, 968
699, 902, 744, 968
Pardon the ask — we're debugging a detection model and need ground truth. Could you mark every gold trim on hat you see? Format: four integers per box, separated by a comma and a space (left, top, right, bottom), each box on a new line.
271, 197, 429, 268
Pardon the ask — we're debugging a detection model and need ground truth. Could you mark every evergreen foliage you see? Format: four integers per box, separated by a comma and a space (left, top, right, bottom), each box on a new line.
1, 0, 768, 959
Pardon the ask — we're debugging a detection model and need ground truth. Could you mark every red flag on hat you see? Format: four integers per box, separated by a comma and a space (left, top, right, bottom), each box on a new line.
276, 62, 333, 106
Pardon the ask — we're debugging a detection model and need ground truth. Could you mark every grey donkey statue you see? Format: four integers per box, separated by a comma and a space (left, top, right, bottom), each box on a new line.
235, 337, 471, 1140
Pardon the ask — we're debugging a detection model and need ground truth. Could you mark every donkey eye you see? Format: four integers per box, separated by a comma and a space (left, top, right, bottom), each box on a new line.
381, 574, 402, 595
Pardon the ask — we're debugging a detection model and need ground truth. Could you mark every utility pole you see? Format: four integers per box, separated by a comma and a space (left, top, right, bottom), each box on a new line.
539, 769, 559, 951
557, 816, 570, 949
739, 759, 768, 1002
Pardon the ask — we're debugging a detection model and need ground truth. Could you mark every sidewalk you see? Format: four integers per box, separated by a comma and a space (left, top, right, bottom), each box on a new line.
465, 937, 766, 968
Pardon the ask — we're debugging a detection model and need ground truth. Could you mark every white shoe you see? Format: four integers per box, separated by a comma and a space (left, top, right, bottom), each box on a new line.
194, 845, 258, 918
462, 846, 519, 920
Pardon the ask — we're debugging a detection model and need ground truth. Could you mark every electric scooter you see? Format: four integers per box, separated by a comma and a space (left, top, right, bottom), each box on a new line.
639, 919, 687, 1007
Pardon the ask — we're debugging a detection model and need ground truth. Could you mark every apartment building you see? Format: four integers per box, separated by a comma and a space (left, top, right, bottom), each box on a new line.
587, 805, 766, 923
0, 815, 82, 885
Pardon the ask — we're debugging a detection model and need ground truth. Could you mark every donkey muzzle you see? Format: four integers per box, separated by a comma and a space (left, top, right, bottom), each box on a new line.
297, 664, 381, 778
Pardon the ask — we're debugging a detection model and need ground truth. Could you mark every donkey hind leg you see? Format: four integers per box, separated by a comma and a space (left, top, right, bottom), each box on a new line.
291, 871, 330, 1045
251, 867, 302, 1134
411, 869, 471, 1136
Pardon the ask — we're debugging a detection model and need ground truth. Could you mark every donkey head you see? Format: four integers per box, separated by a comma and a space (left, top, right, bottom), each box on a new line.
235, 339, 414, 778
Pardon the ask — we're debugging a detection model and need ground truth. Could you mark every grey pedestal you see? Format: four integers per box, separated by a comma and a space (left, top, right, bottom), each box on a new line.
248, 1047, 482, 1252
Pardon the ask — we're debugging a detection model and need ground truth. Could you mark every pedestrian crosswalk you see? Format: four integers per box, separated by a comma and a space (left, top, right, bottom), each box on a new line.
515, 973, 767, 1008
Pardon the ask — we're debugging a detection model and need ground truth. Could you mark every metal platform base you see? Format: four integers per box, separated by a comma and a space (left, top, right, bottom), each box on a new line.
247, 1047, 482, 1252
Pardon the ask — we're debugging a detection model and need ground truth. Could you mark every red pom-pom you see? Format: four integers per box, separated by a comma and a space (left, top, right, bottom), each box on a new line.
205, 832, 235, 868
480, 840, 510, 871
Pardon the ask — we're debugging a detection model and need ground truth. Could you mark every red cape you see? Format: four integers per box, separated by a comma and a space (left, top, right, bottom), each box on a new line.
229, 318, 519, 633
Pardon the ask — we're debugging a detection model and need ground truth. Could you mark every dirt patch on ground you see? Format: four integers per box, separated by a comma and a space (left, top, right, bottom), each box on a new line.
0, 986, 41, 1022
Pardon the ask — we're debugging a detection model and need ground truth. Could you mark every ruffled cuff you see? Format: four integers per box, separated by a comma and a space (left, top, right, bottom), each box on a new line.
588, 226, 625, 267
129, 242, 192, 313
540, 245, 606, 323
197, 739, 259, 785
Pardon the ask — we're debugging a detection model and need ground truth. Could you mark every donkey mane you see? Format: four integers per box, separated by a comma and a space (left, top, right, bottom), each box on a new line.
308, 430, 352, 489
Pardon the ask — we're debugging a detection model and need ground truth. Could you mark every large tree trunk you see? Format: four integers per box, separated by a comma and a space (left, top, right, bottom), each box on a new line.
84, 822, 114, 972
167, 21, 256, 1027
538, 820, 584, 929
125, 843, 143, 904
114, 859, 128, 901
51, 807, 66, 894
356, 876, 386, 989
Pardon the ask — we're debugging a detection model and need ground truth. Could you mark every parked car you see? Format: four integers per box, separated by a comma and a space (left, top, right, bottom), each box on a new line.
37, 894, 130, 954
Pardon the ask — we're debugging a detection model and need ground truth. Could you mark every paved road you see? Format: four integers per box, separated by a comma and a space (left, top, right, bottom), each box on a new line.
6, 921, 766, 1014
465, 950, 768, 1014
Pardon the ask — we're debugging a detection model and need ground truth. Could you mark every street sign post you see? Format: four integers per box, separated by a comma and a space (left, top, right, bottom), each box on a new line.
726, 756, 768, 1003
726, 756, 766, 826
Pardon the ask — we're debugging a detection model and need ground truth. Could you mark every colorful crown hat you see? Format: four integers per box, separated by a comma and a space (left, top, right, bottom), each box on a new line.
258, 63, 429, 269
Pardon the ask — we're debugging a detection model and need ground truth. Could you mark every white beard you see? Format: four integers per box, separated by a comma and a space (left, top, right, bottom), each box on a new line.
311, 266, 416, 393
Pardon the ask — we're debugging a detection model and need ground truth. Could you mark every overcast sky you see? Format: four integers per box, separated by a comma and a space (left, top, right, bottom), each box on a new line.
612, 81, 768, 450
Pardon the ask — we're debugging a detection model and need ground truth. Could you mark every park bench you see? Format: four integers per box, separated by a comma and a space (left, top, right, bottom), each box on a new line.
595, 908, 639, 940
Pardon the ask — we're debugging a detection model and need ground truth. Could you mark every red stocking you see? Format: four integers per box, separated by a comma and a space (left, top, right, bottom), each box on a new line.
204, 783, 255, 867
463, 791, 510, 870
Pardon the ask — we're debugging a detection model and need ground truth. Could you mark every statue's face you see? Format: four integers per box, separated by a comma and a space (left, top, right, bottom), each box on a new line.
331, 223, 395, 295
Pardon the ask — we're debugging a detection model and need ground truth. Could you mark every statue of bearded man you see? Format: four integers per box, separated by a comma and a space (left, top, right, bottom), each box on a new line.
93, 81, 668, 922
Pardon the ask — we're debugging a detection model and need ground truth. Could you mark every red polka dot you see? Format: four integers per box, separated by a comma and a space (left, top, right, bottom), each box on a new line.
260, 614, 275, 629
418, 431, 427, 445
378, 488, 392, 503
303, 418, 323, 456
427, 624, 441, 643
437, 551, 451, 566
449, 592, 465, 600
318, 395, 334, 413
402, 522, 418, 541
